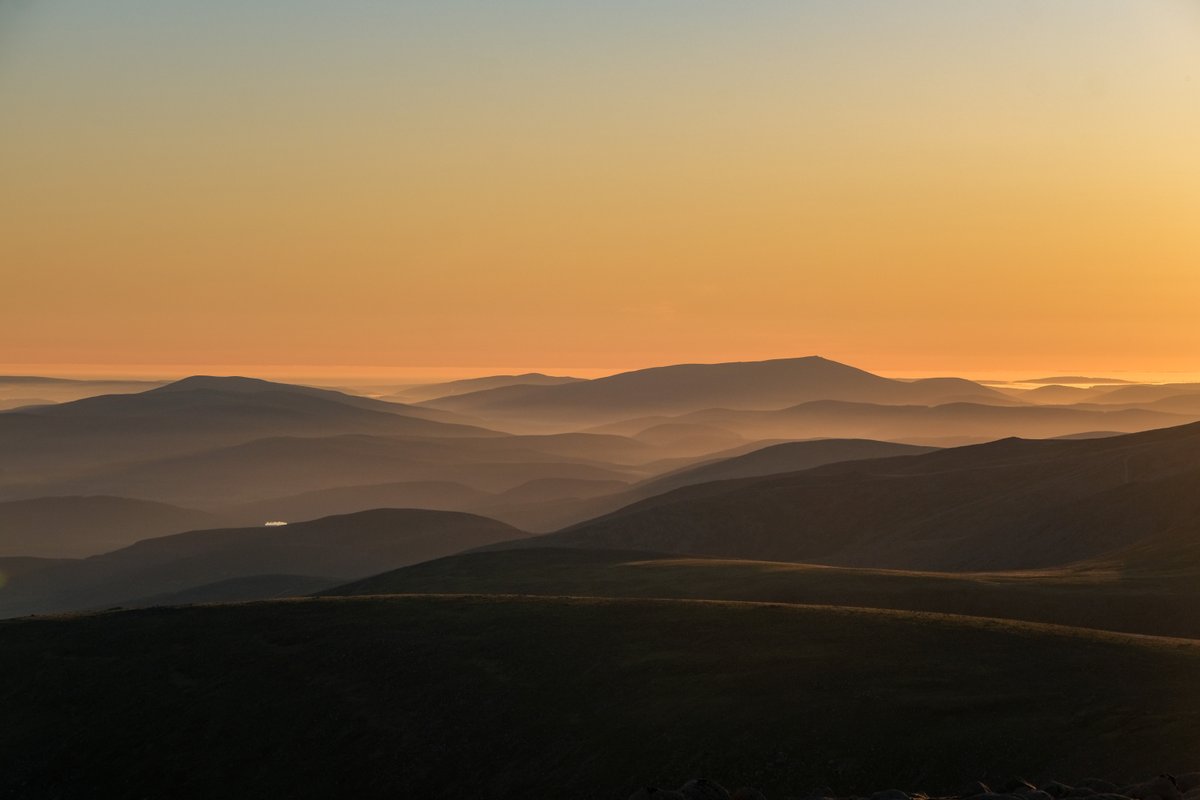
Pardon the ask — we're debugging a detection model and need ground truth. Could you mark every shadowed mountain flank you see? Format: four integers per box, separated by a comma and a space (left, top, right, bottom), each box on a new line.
637, 439, 937, 496
471, 438, 941, 532
497, 422, 1200, 572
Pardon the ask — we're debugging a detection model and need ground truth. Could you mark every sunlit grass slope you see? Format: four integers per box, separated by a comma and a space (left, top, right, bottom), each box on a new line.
327, 546, 1200, 639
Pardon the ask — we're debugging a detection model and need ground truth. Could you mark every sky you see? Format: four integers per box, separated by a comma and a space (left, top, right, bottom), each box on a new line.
2, 0, 1198, 381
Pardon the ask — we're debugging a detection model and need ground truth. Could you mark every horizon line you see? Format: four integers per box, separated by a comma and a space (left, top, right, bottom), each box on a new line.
4, 361, 1200, 386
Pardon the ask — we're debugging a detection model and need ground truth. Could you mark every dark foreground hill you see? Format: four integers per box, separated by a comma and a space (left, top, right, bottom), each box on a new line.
2, 595, 1199, 799
633, 773, 1200, 800
508, 422, 1200, 571
328, 545, 1200, 639
0, 509, 526, 617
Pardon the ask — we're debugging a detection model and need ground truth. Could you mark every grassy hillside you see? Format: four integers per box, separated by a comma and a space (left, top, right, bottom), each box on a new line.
2, 595, 1199, 798
327, 547, 1200, 639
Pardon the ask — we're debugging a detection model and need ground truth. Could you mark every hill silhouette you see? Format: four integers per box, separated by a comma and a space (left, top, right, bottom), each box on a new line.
0, 556, 72, 581
1135, 394, 1200, 414
5, 375, 779, 510
387, 372, 583, 403
0, 397, 55, 411
229, 480, 495, 524
151, 375, 484, 425
211, 434, 1140, 534
1019, 376, 1136, 385
1088, 382, 1200, 405
500, 422, 1200, 571
0, 495, 222, 558
611, 400, 1190, 446
472, 438, 940, 531
0, 376, 165, 405
0, 376, 501, 489
1014, 385, 1109, 404
421, 357, 1010, 430
0, 509, 527, 617
637, 439, 937, 496
128, 574, 341, 607
20, 432, 653, 508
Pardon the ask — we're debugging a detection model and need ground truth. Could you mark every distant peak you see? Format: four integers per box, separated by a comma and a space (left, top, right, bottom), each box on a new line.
634, 355, 848, 373
153, 375, 293, 394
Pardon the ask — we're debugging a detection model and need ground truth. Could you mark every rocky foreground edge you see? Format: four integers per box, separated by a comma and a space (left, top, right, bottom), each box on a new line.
631, 773, 1200, 800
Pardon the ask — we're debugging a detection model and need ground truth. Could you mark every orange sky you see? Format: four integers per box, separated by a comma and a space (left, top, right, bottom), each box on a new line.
2, 1, 1198, 379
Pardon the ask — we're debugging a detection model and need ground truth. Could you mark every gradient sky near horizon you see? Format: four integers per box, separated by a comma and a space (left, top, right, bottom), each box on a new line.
2, 0, 1199, 379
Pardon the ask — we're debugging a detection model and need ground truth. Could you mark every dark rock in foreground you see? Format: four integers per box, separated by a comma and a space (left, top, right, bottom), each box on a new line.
632, 774, 1200, 800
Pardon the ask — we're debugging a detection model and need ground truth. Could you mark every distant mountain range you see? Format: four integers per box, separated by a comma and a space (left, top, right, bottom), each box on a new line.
0, 375, 499, 487
4, 359, 1199, 566
635, 438, 937, 496
1017, 376, 1137, 385
218, 438, 935, 531
420, 356, 1011, 429
8, 419, 1200, 618
588, 400, 1187, 446
385, 372, 583, 403
0, 376, 166, 406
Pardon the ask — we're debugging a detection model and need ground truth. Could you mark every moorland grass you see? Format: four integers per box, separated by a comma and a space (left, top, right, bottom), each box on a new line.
326, 547, 1200, 639
2, 594, 1199, 798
